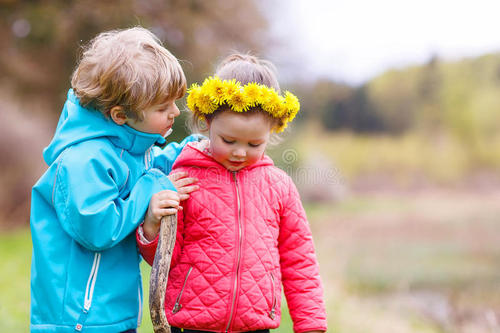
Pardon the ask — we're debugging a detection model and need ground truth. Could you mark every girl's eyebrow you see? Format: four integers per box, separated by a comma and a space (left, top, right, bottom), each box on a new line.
220, 134, 267, 143
220, 134, 236, 140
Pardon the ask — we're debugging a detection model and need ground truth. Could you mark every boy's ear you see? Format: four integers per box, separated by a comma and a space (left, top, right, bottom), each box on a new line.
110, 106, 127, 125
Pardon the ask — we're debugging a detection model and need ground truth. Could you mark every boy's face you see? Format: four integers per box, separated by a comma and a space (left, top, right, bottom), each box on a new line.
208, 111, 271, 172
126, 99, 180, 137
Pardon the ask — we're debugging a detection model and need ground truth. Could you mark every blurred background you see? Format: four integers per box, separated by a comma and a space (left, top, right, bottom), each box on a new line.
1, 0, 500, 332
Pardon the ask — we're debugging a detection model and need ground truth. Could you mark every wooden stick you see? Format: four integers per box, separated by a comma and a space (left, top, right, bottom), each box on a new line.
149, 214, 177, 333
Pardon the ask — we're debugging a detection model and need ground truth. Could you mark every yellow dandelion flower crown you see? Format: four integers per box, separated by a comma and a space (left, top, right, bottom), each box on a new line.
186, 76, 300, 132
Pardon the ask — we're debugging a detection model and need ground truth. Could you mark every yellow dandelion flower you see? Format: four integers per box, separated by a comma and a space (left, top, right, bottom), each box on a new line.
204, 77, 226, 105
186, 77, 300, 127
243, 83, 261, 107
262, 91, 282, 115
284, 91, 300, 112
197, 92, 218, 114
283, 91, 300, 121
187, 84, 202, 112
223, 79, 241, 98
275, 96, 287, 117
256, 86, 273, 106
228, 89, 250, 112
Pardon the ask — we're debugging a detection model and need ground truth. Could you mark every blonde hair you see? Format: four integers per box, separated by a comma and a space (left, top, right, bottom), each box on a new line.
189, 53, 286, 133
71, 27, 186, 120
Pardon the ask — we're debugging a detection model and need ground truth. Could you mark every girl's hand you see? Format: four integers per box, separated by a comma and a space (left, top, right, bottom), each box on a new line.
168, 171, 199, 201
143, 190, 180, 241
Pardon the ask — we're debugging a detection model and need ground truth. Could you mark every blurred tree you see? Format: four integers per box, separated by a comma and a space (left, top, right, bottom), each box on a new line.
294, 79, 384, 133
440, 54, 500, 165
322, 85, 384, 133
366, 68, 419, 134
415, 55, 444, 135
0, 0, 269, 119
0, 0, 270, 226
290, 79, 347, 120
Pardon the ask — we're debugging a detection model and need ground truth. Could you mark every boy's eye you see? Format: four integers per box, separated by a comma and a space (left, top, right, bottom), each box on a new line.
249, 143, 261, 147
222, 138, 235, 144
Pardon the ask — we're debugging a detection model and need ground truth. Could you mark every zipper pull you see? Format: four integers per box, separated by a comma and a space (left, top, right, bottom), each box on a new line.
172, 302, 182, 313
269, 308, 276, 320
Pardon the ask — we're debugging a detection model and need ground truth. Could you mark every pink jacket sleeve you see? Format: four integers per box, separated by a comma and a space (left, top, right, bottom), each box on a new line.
136, 207, 185, 268
278, 177, 327, 333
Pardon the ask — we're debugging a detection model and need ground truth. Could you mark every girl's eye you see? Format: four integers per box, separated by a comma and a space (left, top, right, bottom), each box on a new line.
249, 143, 261, 148
222, 138, 235, 144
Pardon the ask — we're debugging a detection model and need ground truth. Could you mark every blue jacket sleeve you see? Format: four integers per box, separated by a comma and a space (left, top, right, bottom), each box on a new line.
53, 149, 176, 252
152, 134, 205, 174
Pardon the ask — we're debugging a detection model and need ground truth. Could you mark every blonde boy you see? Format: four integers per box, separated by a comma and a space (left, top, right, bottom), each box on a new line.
30, 27, 198, 332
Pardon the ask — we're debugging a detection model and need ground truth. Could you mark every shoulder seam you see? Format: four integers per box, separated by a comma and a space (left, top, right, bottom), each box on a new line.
51, 148, 69, 205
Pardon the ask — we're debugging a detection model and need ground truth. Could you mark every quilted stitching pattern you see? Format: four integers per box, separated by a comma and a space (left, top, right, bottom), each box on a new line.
138, 144, 327, 332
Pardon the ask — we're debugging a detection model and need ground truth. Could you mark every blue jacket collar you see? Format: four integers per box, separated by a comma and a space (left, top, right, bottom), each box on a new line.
44, 89, 166, 164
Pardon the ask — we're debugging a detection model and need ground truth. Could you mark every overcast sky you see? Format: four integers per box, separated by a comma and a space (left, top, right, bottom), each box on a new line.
268, 0, 500, 85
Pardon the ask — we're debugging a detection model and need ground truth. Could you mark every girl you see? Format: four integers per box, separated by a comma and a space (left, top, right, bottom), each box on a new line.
137, 54, 327, 333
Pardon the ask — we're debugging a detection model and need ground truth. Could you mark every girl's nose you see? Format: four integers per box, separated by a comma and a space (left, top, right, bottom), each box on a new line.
232, 148, 246, 158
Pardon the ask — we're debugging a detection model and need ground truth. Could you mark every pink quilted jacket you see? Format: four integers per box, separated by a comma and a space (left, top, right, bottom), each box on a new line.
137, 142, 327, 333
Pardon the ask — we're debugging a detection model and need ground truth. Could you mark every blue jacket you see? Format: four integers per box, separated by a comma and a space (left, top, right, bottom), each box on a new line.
30, 89, 199, 332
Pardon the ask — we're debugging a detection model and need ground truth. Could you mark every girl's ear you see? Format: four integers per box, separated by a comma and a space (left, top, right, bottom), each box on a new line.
110, 106, 127, 125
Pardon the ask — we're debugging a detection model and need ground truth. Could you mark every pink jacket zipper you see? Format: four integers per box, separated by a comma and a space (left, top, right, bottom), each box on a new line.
225, 171, 243, 332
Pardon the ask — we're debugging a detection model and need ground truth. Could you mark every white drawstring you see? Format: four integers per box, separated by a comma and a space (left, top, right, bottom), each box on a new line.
84, 253, 101, 311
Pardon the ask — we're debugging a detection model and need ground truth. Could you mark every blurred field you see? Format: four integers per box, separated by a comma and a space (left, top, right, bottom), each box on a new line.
309, 188, 500, 333
292, 123, 500, 186
2, 183, 499, 332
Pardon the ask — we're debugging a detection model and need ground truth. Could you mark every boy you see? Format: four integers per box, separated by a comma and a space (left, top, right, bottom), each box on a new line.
30, 27, 198, 332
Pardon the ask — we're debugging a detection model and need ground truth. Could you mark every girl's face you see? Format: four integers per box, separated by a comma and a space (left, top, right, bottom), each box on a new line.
126, 98, 180, 136
208, 110, 272, 171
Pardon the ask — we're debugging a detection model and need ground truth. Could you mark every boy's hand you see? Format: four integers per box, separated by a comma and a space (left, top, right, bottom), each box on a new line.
168, 171, 199, 201
143, 190, 180, 241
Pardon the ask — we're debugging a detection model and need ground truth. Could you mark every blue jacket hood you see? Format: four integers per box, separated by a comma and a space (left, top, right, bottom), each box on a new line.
43, 89, 166, 164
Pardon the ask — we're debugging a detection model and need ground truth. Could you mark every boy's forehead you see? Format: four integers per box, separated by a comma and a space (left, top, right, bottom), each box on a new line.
152, 96, 177, 108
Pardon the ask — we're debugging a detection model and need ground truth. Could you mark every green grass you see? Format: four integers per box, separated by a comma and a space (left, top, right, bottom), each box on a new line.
0, 229, 31, 333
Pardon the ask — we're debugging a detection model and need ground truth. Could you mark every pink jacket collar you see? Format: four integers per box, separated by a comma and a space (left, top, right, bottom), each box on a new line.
172, 140, 274, 171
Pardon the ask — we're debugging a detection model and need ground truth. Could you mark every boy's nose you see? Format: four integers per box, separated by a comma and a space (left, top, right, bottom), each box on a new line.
170, 104, 180, 118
